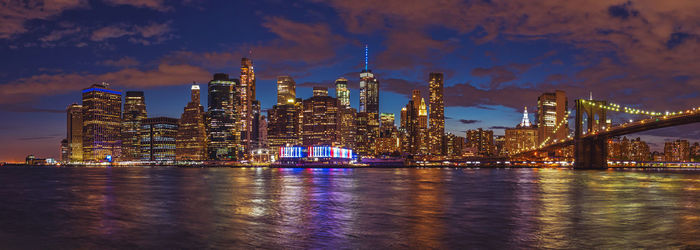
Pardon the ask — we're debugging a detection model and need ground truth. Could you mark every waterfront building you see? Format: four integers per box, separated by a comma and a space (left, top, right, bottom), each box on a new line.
402, 99, 419, 155
445, 133, 465, 157
417, 98, 429, 155
121, 91, 147, 161
176, 84, 207, 161
302, 87, 341, 146
335, 77, 350, 107
466, 128, 495, 156
66, 103, 83, 162
428, 72, 445, 155
140, 117, 178, 161
537, 90, 568, 144
276, 76, 296, 105
60, 139, 69, 162
251, 100, 262, 150
505, 107, 538, 155
82, 82, 122, 162
339, 106, 357, 150
258, 115, 268, 150
664, 139, 690, 162
494, 135, 506, 156
608, 136, 651, 161
239, 58, 256, 154
206, 73, 239, 160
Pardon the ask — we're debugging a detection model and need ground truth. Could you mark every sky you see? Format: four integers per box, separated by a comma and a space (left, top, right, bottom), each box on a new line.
1, 0, 700, 162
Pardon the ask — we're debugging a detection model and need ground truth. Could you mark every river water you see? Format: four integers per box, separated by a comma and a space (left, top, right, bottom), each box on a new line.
0, 167, 698, 249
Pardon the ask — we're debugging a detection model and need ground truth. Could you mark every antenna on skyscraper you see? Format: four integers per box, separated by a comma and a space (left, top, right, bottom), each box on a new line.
364, 44, 368, 71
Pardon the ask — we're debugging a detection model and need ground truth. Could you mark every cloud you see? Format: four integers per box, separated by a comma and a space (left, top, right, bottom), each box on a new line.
39, 27, 82, 42
90, 22, 173, 44
459, 119, 481, 124
163, 17, 350, 79
0, 105, 64, 113
100, 57, 140, 68
102, 0, 173, 12
18, 136, 60, 141
0, 63, 211, 104
0, 0, 88, 39
489, 126, 511, 130
318, 0, 700, 112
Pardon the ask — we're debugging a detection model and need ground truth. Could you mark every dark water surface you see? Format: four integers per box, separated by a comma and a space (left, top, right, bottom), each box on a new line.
0, 167, 699, 249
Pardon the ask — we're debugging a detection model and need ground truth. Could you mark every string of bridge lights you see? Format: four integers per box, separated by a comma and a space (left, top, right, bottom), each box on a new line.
579, 100, 664, 116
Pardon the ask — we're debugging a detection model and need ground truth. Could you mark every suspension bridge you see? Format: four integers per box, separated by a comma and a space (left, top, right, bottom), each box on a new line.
512, 98, 700, 169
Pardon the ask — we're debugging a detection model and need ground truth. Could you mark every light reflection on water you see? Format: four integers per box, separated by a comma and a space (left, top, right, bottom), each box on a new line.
0, 167, 698, 248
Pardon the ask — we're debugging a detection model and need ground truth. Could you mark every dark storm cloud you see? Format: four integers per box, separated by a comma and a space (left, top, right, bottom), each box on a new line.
459, 119, 481, 124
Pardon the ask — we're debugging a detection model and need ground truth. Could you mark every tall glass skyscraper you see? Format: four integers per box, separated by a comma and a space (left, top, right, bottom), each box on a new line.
537, 90, 568, 144
140, 117, 178, 162
177, 84, 207, 161
335, 77, 350, 107
239, 58, 256, 154
122, 91, 147, 161
82, 82, 122, 162
358, 45, 380, 156
276, 76, 296, 105
207, 73, 239, 160
428, 72, 445, 155
66, 103, 83, 162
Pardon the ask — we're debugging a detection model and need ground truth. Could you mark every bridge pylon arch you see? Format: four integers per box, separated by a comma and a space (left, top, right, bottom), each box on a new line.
574, 99, 609, 169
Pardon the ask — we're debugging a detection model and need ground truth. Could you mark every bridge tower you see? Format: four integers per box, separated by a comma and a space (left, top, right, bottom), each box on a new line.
574, 99, 608, 169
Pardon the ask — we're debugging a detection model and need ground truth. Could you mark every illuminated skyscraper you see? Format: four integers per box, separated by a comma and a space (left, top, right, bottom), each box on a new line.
302, 87, 341, 146
339, 106, 357, 150
428, 72, 445, 155
335, 77, 350, 107
66, 103, 83, 162
251, 100, 262, 150
357, 45, 380, 157
206, 73, 239, 160
505, 107, 538, 155
258, 115, 268, 149
269, 77, 302, 149
466, 128, 494, 156
380, 113, 396, 135
537, 90, 568, 144
121, 91, 147, 161
82, 82, 122, 162
140, 117, 178, 161
176, 84, 207, 161
402, 100, 419, 155
400, 107, 407, 129
276, 76, 296, 105
239, 58, 256, 154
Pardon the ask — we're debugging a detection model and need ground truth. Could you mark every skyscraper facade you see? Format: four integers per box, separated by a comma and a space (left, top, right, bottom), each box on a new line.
82, 83, 122, 162
357, 45, 380, 157
206, 73, 239, 160
466, 128, 495, 156
505, 108, 538, 155
140, 117, 178, 161
428, 72, 445, 155
537, 90, 568, 144
302, 87, 341, 146
268, 77, 301, 149
66, 103, 83, 162
276, 76, 296, 105
121, 91, 147, 161
176, 84, 207, 161
239, 58, 256, 154
339, 107, 357, 150
335, 77, 350, 107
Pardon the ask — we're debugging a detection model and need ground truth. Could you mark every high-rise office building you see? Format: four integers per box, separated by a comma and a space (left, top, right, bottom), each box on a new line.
276, 76, 296, 105
176, 84, 207, 161
239, 58, 256, 154
505, 107, 538, 155
206, 73, 239, 160
339, 106, 357, 150
428, 72, 445, 155
357, 45, 380, 157
380, 113, 396, 136
82, 82, 122, 162
66, 103, 83, 162
402, 99, 419, 155
269, 77, 302, 149
258, 115, 268, 150
537, 90, 568, 144
400, 107, 407, 129
445, 133, 465, 157
251, 100, 262, 150
335, 77, 350, 107
140, 117, 178, 161
121, 91, 147, 161
466, 128, 495, 156
302, 87, 341, 146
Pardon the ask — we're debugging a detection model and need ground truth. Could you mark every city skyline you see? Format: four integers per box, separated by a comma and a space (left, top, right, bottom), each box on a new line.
2, 1, 700, 161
